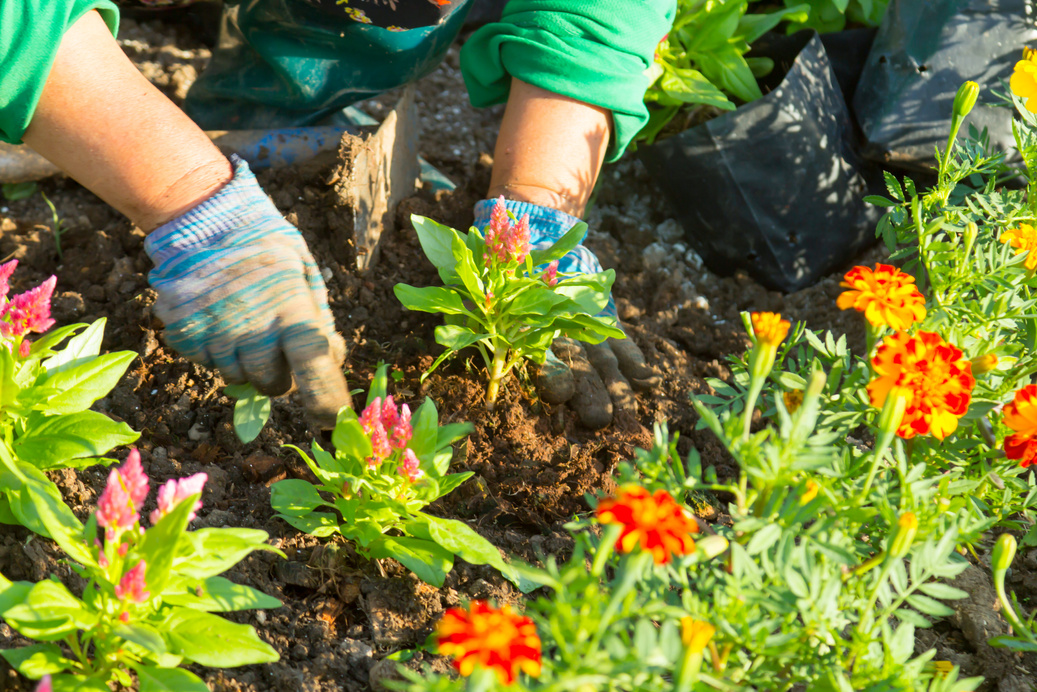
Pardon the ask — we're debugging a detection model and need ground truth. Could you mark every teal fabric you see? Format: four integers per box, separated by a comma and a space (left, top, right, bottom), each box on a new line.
184, 0, 473, 129
0, 0, 119, 144
459, 0, 676, 162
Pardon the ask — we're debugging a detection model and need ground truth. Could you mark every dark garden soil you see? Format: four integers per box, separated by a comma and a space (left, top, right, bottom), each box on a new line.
1, 15, 1035, 692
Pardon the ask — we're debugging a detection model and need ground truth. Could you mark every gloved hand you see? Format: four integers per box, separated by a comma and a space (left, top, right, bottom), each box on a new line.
144, 156, 351, 428
473, 198, 659, 429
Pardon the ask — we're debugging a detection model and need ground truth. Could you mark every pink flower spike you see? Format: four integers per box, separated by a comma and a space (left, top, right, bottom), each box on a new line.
509, 214, 531, 264
0, 276, 56, 338
484, 197, 512, 267
121, 450, 149, 509
96, 470, 139, 540
543, 260, 559, 287
17, 340, 30, 358
119, 611, 130, 623
381, 395, 399, 430
115, 561, 150, 603
35, 675, 51, 692
359, 397, 382, 434
0, 260, 17, 300
149, 473, 208, 525
400, 449, 424, 483
366, 421, 391, 468
390, 404, 413, 450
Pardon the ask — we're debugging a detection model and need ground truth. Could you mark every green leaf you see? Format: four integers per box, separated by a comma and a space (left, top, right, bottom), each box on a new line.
163, 576, 282, 612
411, 215, 461, 271
451, 233, 485, 300
413, 514, 535, 592
2, 181, 38, 201
697, 48, 763, 104
529, 222, 588, 267
0, 643, 72, 677
270, 479, 329, 517
14, 411, 139, 468
408, 398, 439, 464
368, 362, 389, 405
2, 579, 94, 641
173, 528, 284, 580
229, 384, 270, 444
37, 351, 137, 415
331, 410, 372, 460
40, 319, 107, 374
137, 666, 210, 692
137, 492, 198, 595
368, 535, 453, 587
114, 622, 168, 655
435, 324, 486, 353
50, 674, 111, 691
276, 512, 341, 537
163, 608, 280, 667
394, 284, 473, 316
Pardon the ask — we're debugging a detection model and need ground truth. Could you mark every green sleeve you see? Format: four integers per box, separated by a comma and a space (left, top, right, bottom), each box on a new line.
459, 0, 675, 163
0, 0, 119, 144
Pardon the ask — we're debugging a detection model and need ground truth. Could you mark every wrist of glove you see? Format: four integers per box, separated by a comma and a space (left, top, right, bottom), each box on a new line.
145, 156, 350, 427
472, 197, 657, 429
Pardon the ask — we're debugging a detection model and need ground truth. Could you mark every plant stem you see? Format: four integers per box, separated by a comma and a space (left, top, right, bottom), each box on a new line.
484, 346, 508, 410
589, 552, 651, 652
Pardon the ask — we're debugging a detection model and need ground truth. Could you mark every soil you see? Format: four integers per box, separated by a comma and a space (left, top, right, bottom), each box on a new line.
0, 13, 1033, 692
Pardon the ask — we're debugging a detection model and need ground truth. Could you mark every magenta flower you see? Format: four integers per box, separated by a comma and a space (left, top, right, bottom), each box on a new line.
150, 472, 207, 524
35, 675, 52, 692
0, 275, 56, 338
390, 404, 412, 450
400, 449, 424, 483
0, 259, 17, 300
483, 197, 531, 266
367, 421, 391, 468
381, 395, 400, 429
542, 260, 559, 287
359, 397, 382, 434
115, 561, 150, 603
96, 450, 149, 541
509, 214, 531, 264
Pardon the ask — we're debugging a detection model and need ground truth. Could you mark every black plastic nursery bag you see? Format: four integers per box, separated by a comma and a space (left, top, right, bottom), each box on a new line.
854, 0, 1037, 170
639, 32, 878, 293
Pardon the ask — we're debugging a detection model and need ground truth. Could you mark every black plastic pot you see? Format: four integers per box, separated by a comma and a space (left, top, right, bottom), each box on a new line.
853, 0, 1037, 170
639, 32, 879, 293
820, 27, 878, 104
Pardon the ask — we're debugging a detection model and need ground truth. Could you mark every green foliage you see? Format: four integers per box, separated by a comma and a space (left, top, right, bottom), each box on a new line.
225, 383, 271, 444
0, 472, 282, 689
781, 0, 889, 33
0, 317, 139, 536
1, 182, 37, 202
271, 365, 532, 591
395, 214, 621, 408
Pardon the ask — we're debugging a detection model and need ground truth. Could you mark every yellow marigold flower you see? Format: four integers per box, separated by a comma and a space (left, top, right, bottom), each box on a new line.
837, 264, 926, 331
932, 660, 954, 679
750, 312, 790, 347
889, 512, 918, 558
680, 618, 716, 653
1000, 224, 1037, 270
1003, 384, 1037, 468
867, 331, 975, 440
596, 486, 698, 564
799, 479, 819, 505
1012, 49, 1037, 112
783, 389, 804, 414
436, 601, 541, 685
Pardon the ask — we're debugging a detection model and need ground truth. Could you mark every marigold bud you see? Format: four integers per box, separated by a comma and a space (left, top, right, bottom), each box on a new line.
888, 512, 918, 559
993, 533, 1017, 574
952, 81, 980, 120
970, 353, 998, 375
680, 618, 715, 653
799, 480, 819, 506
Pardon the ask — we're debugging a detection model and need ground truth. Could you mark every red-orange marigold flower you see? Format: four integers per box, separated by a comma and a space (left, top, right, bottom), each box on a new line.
867, 331, 975, 440
837, 264, 926, 331
750, 312, 790, 347
1000, 223, 1037, 270
1003, 385, 1037, 467
436, 601, 541, 685
596, 486, 698, 564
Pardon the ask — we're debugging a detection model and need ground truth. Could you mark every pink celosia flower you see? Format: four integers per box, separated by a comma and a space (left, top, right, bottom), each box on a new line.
400, 449, 424, 483
149, 472, 207, 524
542, 261, 559, 287
0, 260, 17, 301
381, 395, 399, 429
115, 561, 150, 603
96, 450, 149, 541
359, 397, 382, 434
119, 611, 130, 623
391, 404, 412, 450
35, 675, 51, 692
0, 276, 56, 337
483, 197, 531, 266
367, 422, 391, 468
509, 215, 531, 264
17, 340, 30, 358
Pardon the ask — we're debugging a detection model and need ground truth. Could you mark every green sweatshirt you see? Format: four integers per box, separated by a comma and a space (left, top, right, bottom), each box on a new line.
0, 0, 119, 144
460, 0, 677, 162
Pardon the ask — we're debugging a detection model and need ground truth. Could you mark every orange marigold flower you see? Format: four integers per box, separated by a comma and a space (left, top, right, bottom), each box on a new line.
970, 353, 999, 375
436, 601, 541, 685
750, 312, 790, 347
1012, 49, 1037, 112
1000, 224, 1037, 270
1003, 384, 1037, 468
867, 331, 975, 440
836, 264, 926, 331
680, 617, 715, 653
596, 486, 698, 564
783, 389, 804, 414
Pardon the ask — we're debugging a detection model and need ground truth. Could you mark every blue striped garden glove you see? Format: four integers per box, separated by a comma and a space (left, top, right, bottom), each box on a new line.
473, 199, 658, 429
145, 156, 351, 426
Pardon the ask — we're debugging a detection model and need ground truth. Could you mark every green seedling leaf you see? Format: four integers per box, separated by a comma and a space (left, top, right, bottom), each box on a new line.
1, 182, 38, 201
41, 318, 106, 373
137, 665, 210, 692
163, 576, 282, 612
227, 383, 270, 444
270, 479, 328, 517
37, 351, 136, 415
14, 411, 139, 467
163, 608, 280, 667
